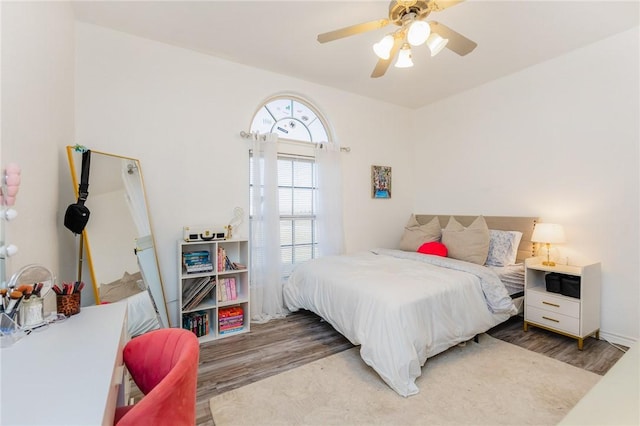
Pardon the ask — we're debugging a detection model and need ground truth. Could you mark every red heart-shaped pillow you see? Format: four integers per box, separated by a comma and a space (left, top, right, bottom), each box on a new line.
417, 241, 448, 257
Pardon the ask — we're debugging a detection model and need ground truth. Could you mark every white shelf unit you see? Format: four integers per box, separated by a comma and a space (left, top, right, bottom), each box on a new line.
523, 258, 601, 350
178, 239, 250, 343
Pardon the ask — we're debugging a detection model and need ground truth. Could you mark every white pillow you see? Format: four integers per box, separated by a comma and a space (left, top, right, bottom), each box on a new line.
486, 230, 523, 266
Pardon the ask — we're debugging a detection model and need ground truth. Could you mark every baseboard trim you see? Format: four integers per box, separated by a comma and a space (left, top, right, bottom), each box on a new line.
599, 331, 637, 348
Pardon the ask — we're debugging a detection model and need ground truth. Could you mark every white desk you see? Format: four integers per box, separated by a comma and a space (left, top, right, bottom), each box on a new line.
0, 302, 128, 425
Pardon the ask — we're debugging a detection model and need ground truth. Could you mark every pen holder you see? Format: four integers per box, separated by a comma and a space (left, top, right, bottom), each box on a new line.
56, 293, 81, 317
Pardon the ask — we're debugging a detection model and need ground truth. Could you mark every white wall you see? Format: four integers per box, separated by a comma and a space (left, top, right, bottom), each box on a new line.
412, 27, 639, 345
74, 23, 415, 326
1, 1, 75, 311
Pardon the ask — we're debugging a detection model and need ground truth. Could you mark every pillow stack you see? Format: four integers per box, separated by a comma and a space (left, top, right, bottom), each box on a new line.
400, 214, 521, 266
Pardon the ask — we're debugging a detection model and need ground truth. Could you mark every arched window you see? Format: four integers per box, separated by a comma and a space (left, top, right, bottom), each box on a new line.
250, 95, 331, 143
248, 94, 343, 322
248, 95, 333, 277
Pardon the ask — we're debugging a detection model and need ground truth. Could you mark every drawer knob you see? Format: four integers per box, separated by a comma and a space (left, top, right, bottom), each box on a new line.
542, 301, 560, 308
542, 316, 560, 323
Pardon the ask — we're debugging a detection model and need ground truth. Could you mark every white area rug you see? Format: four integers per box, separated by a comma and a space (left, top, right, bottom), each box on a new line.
209, 334, 600, 426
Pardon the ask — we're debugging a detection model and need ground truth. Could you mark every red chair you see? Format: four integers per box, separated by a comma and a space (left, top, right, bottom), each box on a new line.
114, 328, 200, 425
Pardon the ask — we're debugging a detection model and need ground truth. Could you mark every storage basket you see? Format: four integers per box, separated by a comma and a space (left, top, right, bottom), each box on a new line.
561, 275, 581, 298
544, 273, 562, 293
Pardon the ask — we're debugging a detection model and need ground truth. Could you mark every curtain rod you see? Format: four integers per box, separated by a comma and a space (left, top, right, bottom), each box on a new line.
239, 131, 350, 153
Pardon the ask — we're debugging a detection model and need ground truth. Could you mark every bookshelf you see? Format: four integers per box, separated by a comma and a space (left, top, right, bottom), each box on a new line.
178, 238, 250, 343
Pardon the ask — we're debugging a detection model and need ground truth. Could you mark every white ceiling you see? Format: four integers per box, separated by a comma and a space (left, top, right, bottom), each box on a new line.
72, 1, 639, 109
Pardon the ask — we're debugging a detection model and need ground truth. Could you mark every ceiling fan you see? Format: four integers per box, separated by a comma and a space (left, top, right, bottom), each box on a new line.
317, 0, 477, 78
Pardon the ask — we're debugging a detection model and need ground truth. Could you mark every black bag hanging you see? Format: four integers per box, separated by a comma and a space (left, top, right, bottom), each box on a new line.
64, 150, 91, 234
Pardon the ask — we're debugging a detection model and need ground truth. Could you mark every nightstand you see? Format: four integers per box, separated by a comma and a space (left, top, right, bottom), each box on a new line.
523, 258, 601, 350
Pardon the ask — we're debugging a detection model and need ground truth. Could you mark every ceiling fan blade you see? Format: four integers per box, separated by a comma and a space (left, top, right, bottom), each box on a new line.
429, 21, 477, 56
429, 0, 465, 12
317, 19, 390, 44
370, 35, 404, 78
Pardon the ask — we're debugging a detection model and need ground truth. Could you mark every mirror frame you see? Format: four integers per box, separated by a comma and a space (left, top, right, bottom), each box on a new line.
66, 146, 170, 327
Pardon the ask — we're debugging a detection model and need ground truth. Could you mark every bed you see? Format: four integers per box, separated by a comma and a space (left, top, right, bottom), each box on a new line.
283, 215, 537, 397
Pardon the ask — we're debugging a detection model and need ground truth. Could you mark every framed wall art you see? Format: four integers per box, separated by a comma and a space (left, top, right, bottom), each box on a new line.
371, 165, 391, 199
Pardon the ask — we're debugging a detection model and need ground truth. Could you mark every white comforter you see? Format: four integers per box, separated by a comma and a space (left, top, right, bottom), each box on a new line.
283, 249, 517, 397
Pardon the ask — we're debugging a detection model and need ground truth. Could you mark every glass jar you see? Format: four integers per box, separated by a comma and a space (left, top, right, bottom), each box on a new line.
18, 296, 44, 328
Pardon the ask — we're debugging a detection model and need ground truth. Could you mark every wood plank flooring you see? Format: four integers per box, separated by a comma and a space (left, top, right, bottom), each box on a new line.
143, 311, 627, 426
487, 315, 626, 376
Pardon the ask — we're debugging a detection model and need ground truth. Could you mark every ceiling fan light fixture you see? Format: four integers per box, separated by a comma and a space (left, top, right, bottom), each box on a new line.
426, 32, 449, 57
373, 34, 395, 60
407, 20, 430, 46
394, 44, 414, 68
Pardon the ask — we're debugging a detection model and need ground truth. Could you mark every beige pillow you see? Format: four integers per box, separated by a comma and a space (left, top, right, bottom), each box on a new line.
441, 216, 490, 265
399, 215, 441, 251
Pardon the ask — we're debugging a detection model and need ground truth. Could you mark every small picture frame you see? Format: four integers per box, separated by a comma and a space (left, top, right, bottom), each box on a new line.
371, 165, 391, 199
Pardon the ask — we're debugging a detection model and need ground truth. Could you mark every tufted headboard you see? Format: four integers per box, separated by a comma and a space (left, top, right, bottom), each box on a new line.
414, 215, 539, 264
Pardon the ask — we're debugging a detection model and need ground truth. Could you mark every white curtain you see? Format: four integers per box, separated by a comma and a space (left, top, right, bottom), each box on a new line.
249, 133, 288, 323
315, 143, 345, 257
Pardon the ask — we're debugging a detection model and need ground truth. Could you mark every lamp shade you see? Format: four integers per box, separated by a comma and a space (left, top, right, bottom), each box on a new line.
394, 44, 413, 68
407, 20, 430, 46
426, 32, 448, 57
531, 223, 566, 244
373, 34, 394, 60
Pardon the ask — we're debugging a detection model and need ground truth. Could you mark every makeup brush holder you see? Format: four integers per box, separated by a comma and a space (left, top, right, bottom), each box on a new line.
56, 293, 81, 317
18, 295, 44, 328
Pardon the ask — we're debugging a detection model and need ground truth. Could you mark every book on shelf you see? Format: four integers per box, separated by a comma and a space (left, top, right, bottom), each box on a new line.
218, 305, 244, 334
216, 246, 247, 271
182, 276, 216, 310
183, 250, 209, 259
218, 314, 243, 325
183, 311, 210, 337
224, 255, 238, 271
183, 250, 210, 264
219, 325, 243, 333
185, 263, 214, 274
184, 284, 215, 311
219, 327, 244, 335
219, 320, 243, 326
217, 277, 238, 302
183, 250, 213, 273
229, 278, 237, 300
217, 247, 226, 272
182, 276, 209, 307
219, 322, 243, 330
219, 308, 241, 316
218, 305, 243, 318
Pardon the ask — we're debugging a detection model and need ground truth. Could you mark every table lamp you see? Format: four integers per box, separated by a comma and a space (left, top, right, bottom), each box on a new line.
531, 223, 566, 266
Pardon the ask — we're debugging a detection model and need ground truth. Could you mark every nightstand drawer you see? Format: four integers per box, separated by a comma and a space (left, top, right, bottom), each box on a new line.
526, 291, 580, 318
526, 306, 580, 335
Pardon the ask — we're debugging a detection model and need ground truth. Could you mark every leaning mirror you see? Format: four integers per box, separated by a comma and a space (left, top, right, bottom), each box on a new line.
66, 146, 170, 332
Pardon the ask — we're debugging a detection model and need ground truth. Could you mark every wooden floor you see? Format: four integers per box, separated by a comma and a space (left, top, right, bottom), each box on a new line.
186, 311, 625, 425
